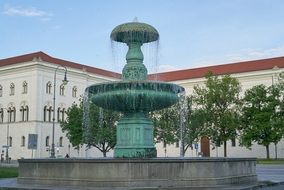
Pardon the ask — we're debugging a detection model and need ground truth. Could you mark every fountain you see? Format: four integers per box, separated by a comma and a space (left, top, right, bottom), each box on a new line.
86, 21, 184, 158
16, 21, 258, 189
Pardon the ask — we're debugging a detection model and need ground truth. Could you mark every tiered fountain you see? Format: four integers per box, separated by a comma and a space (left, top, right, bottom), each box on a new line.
17, 21, 257, 189
86, 21, 184, 158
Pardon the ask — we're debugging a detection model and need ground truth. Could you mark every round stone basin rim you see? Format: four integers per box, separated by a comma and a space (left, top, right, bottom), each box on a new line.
86, 81, 185, 94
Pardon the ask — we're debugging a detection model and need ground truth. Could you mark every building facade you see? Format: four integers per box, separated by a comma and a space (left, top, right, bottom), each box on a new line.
0, 52, 284, 160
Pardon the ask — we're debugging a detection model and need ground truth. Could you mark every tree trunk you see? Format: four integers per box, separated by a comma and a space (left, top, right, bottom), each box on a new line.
266, 145, 270, 159
224, 141, 227, 157
274, 143, 278, 160
103, 151, 107, 157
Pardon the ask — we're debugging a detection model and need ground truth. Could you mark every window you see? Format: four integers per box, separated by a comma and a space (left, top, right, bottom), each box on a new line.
0, 108, 3, 123
22, 81, 28, 94
10, 83, 15, 96
21, 136, 25, 147
9, 137, 12, 147
59, 84, 65, 96
46, 136, 50, 147
8, 107, 16, 122
231, 138, 236, 147
61, 108, 65, 121
72, 86, 77, 98
20, 106, 29, 121
57, 107, 60, 122
46, 82, 52, 94
57, 107, 66, 122
48, 106, 52, 122
0, 85, 2, 97
43, 106, 47, 121
59, 137, 63, 147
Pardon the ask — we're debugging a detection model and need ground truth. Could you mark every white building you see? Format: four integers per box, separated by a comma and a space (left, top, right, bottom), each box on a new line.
0, 51, 284, 159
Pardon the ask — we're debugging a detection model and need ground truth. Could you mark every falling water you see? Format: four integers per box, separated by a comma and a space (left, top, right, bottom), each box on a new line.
110, 30, 160, 80
178, 91, 188, 157
82, 89, 92, 146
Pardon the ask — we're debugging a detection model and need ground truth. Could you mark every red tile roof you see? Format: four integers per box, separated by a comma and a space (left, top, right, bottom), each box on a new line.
1, 52, 284, 82
149, 56, 284, 81
0, 51, 121, 79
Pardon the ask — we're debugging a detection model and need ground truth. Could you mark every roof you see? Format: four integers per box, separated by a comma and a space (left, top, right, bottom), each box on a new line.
0, 51, 121, 79
1, 52, 284, 82
149, 56, 284, 81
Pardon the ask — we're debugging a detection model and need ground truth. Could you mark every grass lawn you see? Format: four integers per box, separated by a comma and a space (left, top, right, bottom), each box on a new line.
0, 167, 18, 178
257, 159, 284, 164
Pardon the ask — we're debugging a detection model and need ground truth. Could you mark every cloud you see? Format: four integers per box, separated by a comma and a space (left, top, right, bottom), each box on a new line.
189, 46, 284, 69
3, 4, 52, 18
224, 46, 284, 63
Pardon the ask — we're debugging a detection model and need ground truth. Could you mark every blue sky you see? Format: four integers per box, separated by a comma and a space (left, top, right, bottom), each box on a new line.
1, 0, 284, 73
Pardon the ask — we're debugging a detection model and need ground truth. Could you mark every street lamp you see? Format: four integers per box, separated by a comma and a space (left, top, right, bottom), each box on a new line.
50, 65, 68, 158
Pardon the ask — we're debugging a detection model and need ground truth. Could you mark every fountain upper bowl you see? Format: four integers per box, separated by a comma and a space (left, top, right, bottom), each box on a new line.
86, 81, 184, 112
110, 22, 159, 44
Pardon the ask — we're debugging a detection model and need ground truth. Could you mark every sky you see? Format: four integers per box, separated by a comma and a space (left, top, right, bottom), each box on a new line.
1, 0, 284, 73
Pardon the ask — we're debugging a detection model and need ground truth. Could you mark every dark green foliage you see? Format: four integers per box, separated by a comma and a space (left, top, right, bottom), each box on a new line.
240, 84, 284, 159
151, 96, 201, 155
193, 72, 241, 157
61, 100, 120, 157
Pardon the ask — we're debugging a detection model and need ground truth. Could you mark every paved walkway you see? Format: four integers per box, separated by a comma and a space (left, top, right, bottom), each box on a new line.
0, 164, 284, 190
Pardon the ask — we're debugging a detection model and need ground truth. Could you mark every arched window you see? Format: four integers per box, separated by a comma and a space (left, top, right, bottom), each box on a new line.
61, 108, 65, 121
59, 137, 63, 147
0, 108, 3, 123
46, 82, 52, 94
48, 106, 52, 122
72, 86, 77, 98
8, 107, 16, 122
20, 106, 29, 121
57, 107, 61, 122
10, 83, 15, 96
9, 137, 12, 147
0, 85, 3, 97
22, 81, 28, 94
46, 136, 50, 147
59, 84, 65, 96
21, 136, 25, 147
26, 106, 29, 121
43, 106, 47, 121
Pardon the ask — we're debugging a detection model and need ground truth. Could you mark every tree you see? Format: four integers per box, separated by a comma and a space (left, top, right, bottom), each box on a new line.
240, 84, 284, 159
61, 100, 120, 157
151, 102, 180, 146
151, 96, 202, 156
193, 72, 241, 157
179, 96, 206, 156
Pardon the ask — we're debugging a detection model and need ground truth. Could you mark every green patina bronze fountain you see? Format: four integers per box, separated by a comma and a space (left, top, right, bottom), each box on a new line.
86, 21, 184, 158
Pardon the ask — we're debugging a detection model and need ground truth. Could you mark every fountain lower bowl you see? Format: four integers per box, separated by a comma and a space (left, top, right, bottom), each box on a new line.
87, 81, 184, 112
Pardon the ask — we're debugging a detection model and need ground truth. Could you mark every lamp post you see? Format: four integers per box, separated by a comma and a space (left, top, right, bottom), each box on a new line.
50, 65, 68, 158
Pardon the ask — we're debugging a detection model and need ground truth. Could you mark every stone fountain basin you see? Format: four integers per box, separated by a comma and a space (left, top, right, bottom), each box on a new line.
87, 81, 184, 112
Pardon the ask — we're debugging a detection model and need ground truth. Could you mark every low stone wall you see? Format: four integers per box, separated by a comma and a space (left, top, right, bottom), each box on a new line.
18, 157, 257, 188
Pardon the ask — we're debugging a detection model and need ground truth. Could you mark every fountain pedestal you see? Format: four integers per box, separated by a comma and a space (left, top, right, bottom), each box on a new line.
115, 112, 156, 158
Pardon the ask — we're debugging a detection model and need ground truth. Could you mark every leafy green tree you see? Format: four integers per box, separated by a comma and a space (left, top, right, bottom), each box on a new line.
61, 103, 83, 150
193, 72, 241, 157
151, 96, 202, 156
240, 84, 284, 159
181, 96, 204, 155
61, 101, 120, 157
151, 102, 179, 146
